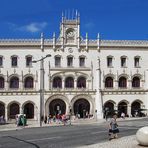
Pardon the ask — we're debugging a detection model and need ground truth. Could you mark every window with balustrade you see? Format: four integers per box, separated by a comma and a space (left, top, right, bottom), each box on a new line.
52, 77, 62, 88
77, 77, 86, 88
65, 77, 74, 88
0, 77, 4, 89
24, 76, 34, 88
132, 77, 140, 88
118, 77, 127, 88
10, 77, 19, 89
105, 77, 113, 88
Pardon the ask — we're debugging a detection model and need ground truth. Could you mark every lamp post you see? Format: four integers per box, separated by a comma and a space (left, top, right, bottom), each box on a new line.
32, 54, 51, 127
69, 105, 72, 125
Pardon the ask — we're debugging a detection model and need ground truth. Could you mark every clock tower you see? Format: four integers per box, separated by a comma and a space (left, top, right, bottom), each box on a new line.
59, 11, 80, 48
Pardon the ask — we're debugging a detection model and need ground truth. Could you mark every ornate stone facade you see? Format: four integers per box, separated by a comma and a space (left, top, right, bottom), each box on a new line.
0, 12, 148, 122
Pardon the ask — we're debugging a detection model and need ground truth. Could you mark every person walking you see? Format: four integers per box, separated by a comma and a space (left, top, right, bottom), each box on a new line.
108, 114, 119, 140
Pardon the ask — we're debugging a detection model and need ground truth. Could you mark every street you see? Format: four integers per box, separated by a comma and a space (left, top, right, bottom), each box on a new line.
0, 118, 148, 148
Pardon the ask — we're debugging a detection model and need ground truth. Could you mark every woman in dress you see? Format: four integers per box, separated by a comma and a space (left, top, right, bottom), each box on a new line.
108, 114, 119, 140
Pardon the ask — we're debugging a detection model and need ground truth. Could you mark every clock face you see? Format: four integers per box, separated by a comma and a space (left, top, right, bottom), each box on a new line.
68, 48, 73, 53
66, 29, 75, 39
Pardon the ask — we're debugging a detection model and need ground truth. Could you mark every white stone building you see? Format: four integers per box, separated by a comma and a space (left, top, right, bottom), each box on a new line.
0, 13, 148, 122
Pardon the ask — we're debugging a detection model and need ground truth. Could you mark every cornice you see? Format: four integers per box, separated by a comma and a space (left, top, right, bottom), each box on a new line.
50, 67, 91, 71
0, 39, 148, 49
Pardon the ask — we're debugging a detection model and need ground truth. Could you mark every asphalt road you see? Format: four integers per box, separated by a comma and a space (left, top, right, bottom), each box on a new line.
0, 118, 148, 148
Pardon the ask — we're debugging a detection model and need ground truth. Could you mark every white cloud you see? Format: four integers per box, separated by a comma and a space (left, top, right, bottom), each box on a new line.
7, 22, 48, 33
18, 22, 48, 33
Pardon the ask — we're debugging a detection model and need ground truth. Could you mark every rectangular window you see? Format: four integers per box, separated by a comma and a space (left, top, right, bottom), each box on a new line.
79, 57, 85, 67
55, 57, 61, 67
67, 57, 73, 67
12, 57, 17, 67
134, 57, 140, 67
107, 57, 112, 67
121, 58, 126, 67
26, 57, 32, 67
0, 57, 3, 67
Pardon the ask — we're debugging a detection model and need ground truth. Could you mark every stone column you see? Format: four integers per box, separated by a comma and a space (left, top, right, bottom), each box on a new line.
128, 80, 132, 89
127, 105, 131, 117
62, 79, 65, 90
19, 105, 22, 114
5, 106, 8, 122
74, 78, 77, 89
115, 80, 118, 89
95, 58, 103, 119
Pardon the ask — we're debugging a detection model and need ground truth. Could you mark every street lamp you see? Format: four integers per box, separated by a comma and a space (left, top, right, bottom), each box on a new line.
32, 54, 51, 127
69, 105, 72, 125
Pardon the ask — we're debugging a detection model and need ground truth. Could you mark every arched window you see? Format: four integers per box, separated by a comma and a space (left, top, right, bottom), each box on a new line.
77, 77, 86, 88
119, 77, 127, 88
24, 76, 34, 88
105, 77, 113, 88
53, 77, 62, 88
65, 77, 74, 88
10, 77, 19, 89
0, 77, 4, 89
132, 77, 140, 88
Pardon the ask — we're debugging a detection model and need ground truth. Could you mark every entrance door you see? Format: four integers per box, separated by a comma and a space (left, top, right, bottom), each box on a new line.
74, 99, 90, 118
24, 103, 34, 119
118, 102, 127, 117
49, 99, 66, 116
9, 103, 19, 119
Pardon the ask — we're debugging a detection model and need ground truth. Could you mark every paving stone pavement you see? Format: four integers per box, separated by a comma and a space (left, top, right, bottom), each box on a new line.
78, 135, 146, 148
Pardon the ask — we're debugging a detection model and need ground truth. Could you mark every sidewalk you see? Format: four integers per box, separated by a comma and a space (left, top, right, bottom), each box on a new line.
0, 117, 147, 132
78, 135, 145, 148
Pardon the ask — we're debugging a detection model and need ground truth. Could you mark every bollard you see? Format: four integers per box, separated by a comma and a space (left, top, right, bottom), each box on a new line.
136, 126, 148, 146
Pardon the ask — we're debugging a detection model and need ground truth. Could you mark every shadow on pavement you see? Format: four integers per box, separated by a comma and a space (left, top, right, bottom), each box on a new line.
6, 136, 40, 148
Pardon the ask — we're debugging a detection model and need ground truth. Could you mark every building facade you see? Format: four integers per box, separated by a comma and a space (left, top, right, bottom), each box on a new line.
0, 13, 148, 122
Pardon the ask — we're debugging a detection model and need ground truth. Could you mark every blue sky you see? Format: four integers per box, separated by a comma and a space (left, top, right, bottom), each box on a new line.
0, 0, 148, 40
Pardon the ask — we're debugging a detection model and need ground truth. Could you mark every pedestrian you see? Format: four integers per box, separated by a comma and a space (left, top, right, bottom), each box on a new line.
108, 114, 119, 140
121, 112, 125, 119
15, 115, 19, 127
44, 116, 47, 124
48, 114, 52, 124
62, 114, 66, 126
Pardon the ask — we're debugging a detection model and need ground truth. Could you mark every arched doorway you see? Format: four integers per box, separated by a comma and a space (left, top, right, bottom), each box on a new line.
131, 101, 141, 117
9, 103, 19, 119
0, 103, 5, 117
104, 101, 114, 118
24, 103, 34, 119
74, 99, 90, 118
49, 99, 66, 116
118, 102, 127, 117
